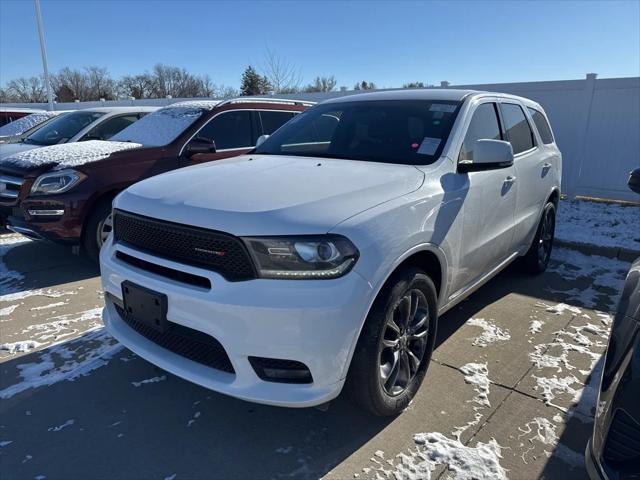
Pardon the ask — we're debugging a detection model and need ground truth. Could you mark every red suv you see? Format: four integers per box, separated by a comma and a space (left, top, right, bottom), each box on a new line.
0, 98, 312, 259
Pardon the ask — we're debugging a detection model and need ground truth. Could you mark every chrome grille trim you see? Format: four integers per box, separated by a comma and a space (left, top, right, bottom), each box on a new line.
0, 174, 24, 200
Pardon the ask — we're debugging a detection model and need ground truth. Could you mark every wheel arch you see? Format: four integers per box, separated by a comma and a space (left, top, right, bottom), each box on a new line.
80, 189, 120, 243
340, 243, 447, 384
547, 188, 560, 208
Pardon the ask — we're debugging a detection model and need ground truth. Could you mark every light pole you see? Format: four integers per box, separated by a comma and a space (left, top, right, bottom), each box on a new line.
34, 0, 54, 110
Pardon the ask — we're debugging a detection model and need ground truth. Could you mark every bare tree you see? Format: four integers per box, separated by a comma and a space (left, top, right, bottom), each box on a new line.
6, 76, 47, 102
260, 48, 302, 94
118, 74, 154, 99
52, 67, 90, 101
304, 75, 337, 92
85, 66, 116, 99
214, 85, 240, 99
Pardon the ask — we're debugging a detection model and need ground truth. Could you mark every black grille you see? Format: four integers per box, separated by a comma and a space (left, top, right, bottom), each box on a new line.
113, 209, 256, 281
604, 408, 640, 465
115, 304, 235, 374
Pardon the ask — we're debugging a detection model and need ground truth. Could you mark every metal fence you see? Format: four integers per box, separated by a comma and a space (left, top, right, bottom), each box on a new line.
3, 74, 639, 201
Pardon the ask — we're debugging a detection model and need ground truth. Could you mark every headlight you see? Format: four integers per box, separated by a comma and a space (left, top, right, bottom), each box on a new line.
30, 169, 84, 196
243, 235, 359, 279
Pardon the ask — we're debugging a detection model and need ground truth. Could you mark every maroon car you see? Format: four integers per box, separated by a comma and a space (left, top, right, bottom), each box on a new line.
0, 98, 312, 259
0, 108, 46, 127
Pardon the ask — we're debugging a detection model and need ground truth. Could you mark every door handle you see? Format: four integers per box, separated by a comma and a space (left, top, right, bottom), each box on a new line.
542, 162, 552, 169
504, 175, 517, 183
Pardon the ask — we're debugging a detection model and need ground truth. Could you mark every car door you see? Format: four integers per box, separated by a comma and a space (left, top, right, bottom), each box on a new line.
452, 101, 518, 292
185, 110, 256, 164
499, 102, 547, 249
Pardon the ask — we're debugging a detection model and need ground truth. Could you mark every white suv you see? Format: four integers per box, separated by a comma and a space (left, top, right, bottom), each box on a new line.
100, 90, 561, 416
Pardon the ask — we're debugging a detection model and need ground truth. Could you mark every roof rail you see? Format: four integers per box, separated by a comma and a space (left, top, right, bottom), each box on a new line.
216, 97, 316, 108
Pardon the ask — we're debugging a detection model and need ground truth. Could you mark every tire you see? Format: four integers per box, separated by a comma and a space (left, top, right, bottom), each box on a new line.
82, 198, 114, 262
521, 201, 556, 274
345, 267, 438, 416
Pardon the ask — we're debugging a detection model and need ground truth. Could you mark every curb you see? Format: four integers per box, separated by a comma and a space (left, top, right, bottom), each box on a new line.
556, 239, 640, 262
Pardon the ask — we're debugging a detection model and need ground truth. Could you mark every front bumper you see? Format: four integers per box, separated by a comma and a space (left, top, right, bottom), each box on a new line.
6, 198, 81, 244
100, 236, 375, 407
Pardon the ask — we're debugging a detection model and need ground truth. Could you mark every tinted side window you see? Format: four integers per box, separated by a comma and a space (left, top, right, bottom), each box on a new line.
501, 103, 534, 154
527, 107, 554, 144
199, 111, 252, 149
82, 115, 139, 141
260, 111, 296, 135
459, 103, 501, 162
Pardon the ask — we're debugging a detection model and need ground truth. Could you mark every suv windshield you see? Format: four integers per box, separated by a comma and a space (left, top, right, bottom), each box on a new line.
24, 111, 104, 146
111, 106, 204, 146
254, 100, 461, 165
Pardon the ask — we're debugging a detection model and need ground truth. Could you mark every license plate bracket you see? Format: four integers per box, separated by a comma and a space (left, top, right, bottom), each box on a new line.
121, 281, 168, 333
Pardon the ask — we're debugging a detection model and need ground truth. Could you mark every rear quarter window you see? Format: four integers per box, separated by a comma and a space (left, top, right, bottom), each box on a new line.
500, 103, 535, 154
527, 107, 554, 144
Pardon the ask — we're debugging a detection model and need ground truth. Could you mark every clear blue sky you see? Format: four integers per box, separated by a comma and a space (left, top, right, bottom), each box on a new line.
1, 0, 639, 89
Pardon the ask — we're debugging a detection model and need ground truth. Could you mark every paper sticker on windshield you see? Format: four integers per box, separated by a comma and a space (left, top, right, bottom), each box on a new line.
430, 103, 457, 113
417, 137, 441, 155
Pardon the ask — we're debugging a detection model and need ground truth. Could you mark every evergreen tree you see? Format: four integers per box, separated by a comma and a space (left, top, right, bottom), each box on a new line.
240, 66, 271, 96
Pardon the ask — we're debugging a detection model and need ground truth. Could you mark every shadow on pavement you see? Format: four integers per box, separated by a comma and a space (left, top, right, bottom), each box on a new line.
2, 236, 99, 293
0, 242, 627, 479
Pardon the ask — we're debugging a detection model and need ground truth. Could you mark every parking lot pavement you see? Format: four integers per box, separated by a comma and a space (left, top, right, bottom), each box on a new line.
0, 233, 631, 480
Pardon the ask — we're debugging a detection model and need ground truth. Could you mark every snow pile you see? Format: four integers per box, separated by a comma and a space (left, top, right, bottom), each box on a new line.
452, 363, 492, 440
467, 318, 510, 347
537, 302, 582, 316
460, 363, 491, 409
1, 140, 142, 170
409, 433, 507, 480
556, 199, 640, 250
529, 320, 544, 334
0, 340, 43, 354
0, 112, 58, 138
111, 103, 211, 146
0, 304, 19, 317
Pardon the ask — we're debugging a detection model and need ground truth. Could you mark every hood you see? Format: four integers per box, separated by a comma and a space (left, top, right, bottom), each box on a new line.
0, 142, 38, 161
116, 155, 425, 236
0, 140, 143, 172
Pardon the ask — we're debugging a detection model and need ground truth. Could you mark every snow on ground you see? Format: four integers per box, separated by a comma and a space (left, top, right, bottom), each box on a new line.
0, 233, 30, 295
0, 327, 123, 399
131, 375, 167, 387
556, 199, 640, 250
467, 318, 511, 347
547, 247, 629, 310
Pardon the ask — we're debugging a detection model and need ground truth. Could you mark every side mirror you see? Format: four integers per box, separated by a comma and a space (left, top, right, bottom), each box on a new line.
459, 139, 514, 173
256, 134, 270, 147
628, 167, 640, 194
187, 136, 216, 156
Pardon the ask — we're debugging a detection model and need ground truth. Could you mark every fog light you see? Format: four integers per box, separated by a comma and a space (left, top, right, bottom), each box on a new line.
249, 357, 313, 384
